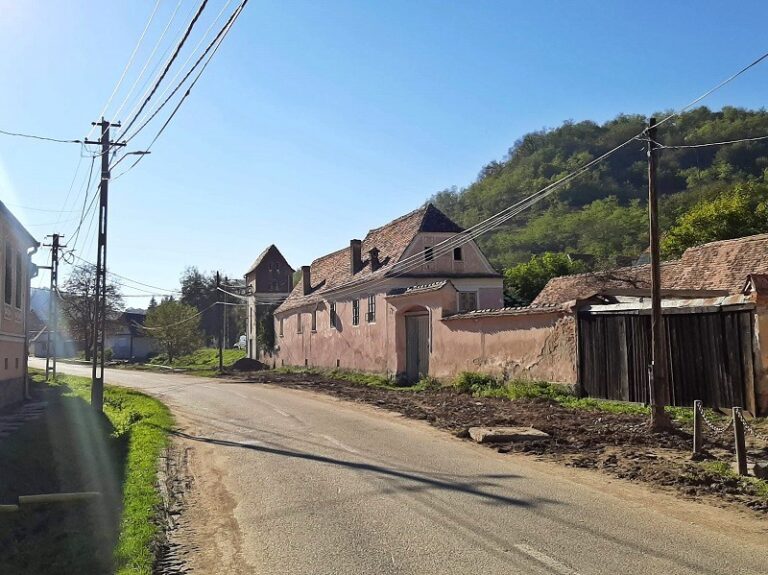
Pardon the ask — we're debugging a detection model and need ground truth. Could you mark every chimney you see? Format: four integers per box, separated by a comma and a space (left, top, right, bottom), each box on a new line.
350, 239, 362, 274
302, 265, 311, 295
369, 247, 381, 271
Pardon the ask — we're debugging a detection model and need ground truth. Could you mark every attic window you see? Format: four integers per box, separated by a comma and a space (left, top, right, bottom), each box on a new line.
4, 245, 12, 306
453, 247, 463, 261
424, 246, 434, 262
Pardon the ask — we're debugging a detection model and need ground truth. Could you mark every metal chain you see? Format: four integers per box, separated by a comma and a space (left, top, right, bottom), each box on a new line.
735, 409, 768, 443
696, 402, 734, 436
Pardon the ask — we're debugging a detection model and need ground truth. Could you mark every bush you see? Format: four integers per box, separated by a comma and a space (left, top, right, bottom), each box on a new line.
453, 371, 501, 394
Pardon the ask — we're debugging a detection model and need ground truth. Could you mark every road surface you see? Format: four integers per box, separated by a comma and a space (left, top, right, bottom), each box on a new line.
33, 359, 768, 575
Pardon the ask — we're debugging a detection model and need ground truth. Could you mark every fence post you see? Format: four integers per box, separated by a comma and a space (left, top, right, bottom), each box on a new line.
733, 407, 748, 476
693, 400, 703, 456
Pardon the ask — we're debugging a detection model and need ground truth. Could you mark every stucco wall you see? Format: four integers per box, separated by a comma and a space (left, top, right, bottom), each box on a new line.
431, 312, 578, 384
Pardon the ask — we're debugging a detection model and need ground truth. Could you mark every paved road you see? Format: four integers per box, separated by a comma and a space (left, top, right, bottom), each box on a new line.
34, 359, 768, 575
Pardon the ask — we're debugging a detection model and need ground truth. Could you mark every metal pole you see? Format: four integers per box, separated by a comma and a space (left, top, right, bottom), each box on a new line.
693, 400, 703, 456
647, 117, 672, 431
217, 271, 223, 374
733, 407, 748, 476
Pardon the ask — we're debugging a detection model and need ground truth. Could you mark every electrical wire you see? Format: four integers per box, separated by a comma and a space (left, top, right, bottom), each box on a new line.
113, 0, 248, 178
138, 301, 217, 330
120, 0, 236, 145
118, 0, 210, 139
0, 129, 82, 144
90, 0, 162, 134
655, 134, 768, 149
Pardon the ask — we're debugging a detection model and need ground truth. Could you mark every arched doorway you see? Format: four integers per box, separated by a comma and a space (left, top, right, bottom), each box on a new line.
404, 309, 430, 381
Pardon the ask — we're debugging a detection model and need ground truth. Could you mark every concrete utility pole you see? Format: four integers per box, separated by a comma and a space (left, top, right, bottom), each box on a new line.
84, 119, 125, 412
646, 117, 673, 432
217, 271, 223, 374
43, 233, 65, 381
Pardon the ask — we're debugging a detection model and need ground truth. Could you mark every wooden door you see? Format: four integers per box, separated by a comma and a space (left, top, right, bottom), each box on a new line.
406, 314, 430, 381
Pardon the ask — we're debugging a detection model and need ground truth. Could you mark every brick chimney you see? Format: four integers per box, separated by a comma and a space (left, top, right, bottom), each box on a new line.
369, 247, 381, 271
350, 239, 362, 274
302, 265, 311, 295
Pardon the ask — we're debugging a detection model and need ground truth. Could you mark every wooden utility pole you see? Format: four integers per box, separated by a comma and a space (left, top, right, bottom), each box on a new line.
216, 271, 223, 374
84, 119, 125, 412
647, 117, 673, 432
43, 233, 65, 381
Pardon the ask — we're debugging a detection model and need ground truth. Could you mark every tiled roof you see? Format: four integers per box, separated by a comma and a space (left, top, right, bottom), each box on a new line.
534, 233, 768, 305
443, 303, 563, 321
387, 281, 451, 298
276, 204, 463, 313
246, 244, 293, 275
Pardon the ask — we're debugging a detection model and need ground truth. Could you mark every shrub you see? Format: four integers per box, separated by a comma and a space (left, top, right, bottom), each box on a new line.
453, 371, 501, 394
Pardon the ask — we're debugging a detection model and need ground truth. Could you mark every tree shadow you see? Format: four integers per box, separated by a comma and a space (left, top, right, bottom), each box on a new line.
167, 428, 543, 508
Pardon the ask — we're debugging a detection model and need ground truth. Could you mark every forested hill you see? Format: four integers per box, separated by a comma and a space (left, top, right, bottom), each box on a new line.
430, 107, 768, 282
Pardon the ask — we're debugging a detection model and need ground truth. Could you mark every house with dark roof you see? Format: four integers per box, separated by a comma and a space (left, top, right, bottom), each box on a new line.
270, 204, 503, 380
245, 244, 294, 358
0, 201, 40, 408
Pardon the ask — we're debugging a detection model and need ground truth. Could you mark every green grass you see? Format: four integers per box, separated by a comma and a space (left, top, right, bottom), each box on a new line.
274, 365, 440, 391
3, 369, 173, 575
146, 347, 245, 375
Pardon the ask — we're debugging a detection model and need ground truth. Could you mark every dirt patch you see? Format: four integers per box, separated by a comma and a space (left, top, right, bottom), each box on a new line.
224, 371, 768, 516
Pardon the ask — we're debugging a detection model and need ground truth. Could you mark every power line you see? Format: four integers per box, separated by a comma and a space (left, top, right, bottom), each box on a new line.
0, 129, 82, 144
120, 0, 238, 145
118, 0, 210, 139
91, 0, 163, 132
110, 0, 186, 126
113, 0, 248, 178
655, 134, 768, 149
138, 301, 217, 331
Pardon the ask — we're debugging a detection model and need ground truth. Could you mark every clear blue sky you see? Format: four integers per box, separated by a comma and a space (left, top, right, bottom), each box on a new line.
1, 1, 767, 306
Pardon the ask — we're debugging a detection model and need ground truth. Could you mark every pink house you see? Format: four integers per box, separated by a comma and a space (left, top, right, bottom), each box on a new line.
271, 204, 504, 381
0, 201, 39, 408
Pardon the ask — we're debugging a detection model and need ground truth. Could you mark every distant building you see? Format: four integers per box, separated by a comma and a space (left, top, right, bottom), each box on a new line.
271, 203, 504, 380
106, 309, 159, 361
244, 245, 294, 359
0, 201, 39, 409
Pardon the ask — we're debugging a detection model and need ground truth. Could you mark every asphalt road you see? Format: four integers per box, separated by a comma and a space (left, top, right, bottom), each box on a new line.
33, 359, 768, 575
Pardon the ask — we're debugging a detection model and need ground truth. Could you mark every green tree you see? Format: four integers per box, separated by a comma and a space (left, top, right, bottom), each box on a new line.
504, 252, 587, 305
144, 300, 202, 363
662, 182, 768, 257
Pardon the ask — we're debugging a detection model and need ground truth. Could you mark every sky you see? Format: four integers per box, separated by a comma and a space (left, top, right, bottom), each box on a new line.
1, 1, 768, 307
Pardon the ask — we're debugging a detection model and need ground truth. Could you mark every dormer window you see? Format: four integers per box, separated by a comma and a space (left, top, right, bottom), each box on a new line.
424, 246, 434, 262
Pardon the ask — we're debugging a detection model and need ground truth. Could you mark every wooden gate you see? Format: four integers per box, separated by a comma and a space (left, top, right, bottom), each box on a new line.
405, 314, 430, 381
578, 310, 756, 411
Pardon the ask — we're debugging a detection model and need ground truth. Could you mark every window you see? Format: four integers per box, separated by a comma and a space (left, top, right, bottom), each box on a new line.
366, 295, 376, 323
14, 251, 22, 308
311, 309, 317, 332
330, 302, 337, 329
279, 318, 284, 337
453, 247, 463, 261
297, 313, 303, 333
352, 299, 360, 326
458, 291, 478, 313
4, 245, 11, 305
424, 246, 434, 261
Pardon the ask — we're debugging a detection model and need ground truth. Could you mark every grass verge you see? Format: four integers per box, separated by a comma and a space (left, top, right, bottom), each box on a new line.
145, 347, 245, 376
0, 369, 172, 575
274, 366, 440, 392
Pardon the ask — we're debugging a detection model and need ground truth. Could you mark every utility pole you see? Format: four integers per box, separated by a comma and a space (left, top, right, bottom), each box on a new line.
216, 271, 223, 374
647, 117, 673, 432
84, 119, 125, 412
43, 234, 65, 381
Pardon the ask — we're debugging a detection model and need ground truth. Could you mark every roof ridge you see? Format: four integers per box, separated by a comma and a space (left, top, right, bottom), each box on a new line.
682, 232, 768, 253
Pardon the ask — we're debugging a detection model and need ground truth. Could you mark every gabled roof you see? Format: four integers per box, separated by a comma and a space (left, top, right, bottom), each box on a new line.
534, 233, 768, 305
0, 200, 38, 248
246, 244, 293, 276
276, 204, 465, 313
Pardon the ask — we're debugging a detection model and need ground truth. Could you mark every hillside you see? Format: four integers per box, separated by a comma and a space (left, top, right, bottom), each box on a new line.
430, 107, 768, 275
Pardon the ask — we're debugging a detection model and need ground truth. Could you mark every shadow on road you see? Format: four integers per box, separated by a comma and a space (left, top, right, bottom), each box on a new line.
165, 428, 538, 508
